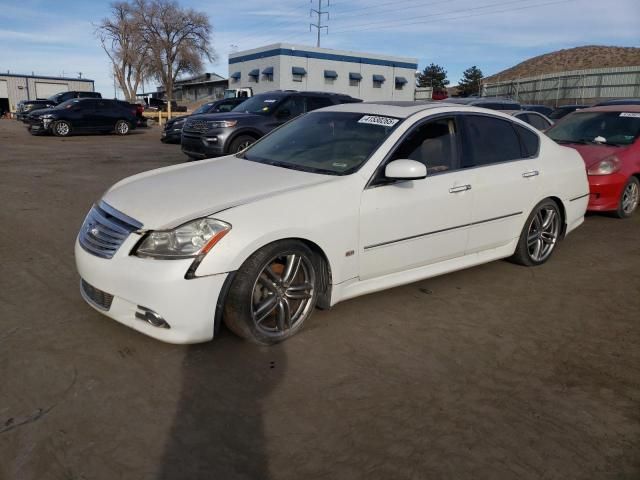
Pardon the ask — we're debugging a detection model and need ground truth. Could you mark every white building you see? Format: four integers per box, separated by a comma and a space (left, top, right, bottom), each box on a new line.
228, 43, 418, 101
0, 73, 95, 113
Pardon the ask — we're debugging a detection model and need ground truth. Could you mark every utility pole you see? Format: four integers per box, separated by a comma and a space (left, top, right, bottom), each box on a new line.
310, 0, 329, 47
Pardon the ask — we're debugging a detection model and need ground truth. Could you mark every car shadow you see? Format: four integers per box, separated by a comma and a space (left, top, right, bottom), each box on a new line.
157, 327, 284, 480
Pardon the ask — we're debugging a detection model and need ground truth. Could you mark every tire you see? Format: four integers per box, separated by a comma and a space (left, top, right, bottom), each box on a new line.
52, 120, 71, 137
114, 120, 130, 136
511, 199, 562, 267
224, 240, 320, 345
614, 177, 639, 219
228, 135, 256, 154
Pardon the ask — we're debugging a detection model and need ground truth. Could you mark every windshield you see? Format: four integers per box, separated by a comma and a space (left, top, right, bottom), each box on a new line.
193, 103, 215, 115
232, 94, 284, 114
547, 111, 640, 146
241, 112, 402, 175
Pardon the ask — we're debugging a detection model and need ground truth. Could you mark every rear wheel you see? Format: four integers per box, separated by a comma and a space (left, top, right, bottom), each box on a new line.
614, 177, 639, 218
114, 120, 130, 136
511, 199, 562, 266
224, 240, 319, 345
228, 135, 256, 154
52, 120, 71, 137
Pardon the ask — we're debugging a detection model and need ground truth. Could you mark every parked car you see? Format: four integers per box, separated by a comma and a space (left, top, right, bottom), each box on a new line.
507, 110, 554, 130
76, 102, 588, 345
143, 97, 187, 112
26, 98, 138, 137
546, 105, 640, 218
593, 98, 640, 107
522, 104, 554, 117
161, 98, 246, 143
549, 105, 588, 121
16, 99, 57, 121
47, 90, 102, 104
181, 91, 362, 159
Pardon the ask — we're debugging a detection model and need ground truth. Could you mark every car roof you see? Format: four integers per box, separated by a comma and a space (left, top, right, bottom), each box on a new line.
571, 105, 640, 113
321, 101, 526, 119
555, 104, 588, 109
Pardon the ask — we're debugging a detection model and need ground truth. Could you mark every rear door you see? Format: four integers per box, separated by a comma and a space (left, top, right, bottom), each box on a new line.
460, 114, 542, 254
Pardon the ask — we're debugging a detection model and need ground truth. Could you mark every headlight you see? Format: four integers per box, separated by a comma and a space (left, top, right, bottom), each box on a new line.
39, 114, 54, 119
135, 218, 231, 259
173, 117, 186, 125
207, 120, 237, 128
587, 156, 621, 176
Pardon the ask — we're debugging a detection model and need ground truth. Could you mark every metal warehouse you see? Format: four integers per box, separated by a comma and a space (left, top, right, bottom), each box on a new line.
228, 43, 418, 101
0, 73, 95, 113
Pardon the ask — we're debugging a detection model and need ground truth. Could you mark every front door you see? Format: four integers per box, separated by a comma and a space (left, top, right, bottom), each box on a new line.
359, 116, 475, 280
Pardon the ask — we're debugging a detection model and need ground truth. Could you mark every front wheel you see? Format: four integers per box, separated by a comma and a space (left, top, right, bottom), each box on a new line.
511, 199, 562, 266
52, 120, 71, 137
114, 120, 130, 136
228, 135, 256, 154
614, 177, 639, 218
224, 240, 319, 345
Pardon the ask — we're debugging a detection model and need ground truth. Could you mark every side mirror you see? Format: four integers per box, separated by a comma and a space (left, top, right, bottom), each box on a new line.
276, 109, 291, 119
385, 159, 427, 180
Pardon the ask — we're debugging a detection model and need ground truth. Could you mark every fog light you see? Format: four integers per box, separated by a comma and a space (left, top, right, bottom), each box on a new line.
204, 137, 218, 143
135, 306, 170, 329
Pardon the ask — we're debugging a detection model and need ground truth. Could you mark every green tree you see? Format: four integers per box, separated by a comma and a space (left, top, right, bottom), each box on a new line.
416, 63, 450, 90
457, 66, 484, 97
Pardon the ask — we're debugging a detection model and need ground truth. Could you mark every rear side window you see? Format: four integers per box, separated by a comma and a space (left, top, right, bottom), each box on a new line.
513, 124, 540, 157
523, 113, 550, 131
462, 115, 523, 167
307, 96, 334, 111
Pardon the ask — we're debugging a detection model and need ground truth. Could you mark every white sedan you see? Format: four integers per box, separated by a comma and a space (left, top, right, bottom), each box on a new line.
75, 102, 589, 345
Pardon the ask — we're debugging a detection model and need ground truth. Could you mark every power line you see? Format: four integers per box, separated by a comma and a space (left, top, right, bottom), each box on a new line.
329, 0, 578, 34
331, 0, 454, 16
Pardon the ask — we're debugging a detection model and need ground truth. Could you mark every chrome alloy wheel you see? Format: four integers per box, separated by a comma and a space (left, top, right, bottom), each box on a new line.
55, 122, 70, 136
527, 205, 560, 263
251, 253, 315, 337
621, 180, 639, 215
117, 121, 129, 134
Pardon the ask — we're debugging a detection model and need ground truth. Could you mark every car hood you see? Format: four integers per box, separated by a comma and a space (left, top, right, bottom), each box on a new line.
563, 143, 624, 168
102, 155, 335, 229
28, 107, 56, 116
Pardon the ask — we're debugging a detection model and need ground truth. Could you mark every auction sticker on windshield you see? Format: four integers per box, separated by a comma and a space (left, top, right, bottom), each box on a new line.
358, 115, 400, 127
620, 112, 640, 118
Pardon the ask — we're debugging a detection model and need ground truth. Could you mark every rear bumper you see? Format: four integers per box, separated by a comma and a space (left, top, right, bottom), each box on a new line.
587, 173, 626, 211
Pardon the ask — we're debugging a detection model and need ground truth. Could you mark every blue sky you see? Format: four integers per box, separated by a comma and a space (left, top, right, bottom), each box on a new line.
0, 0, 638, 97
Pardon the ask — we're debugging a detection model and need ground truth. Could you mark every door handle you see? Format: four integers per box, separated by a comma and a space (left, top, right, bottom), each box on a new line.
522, 170, 539, 178
449, 184, 472, 193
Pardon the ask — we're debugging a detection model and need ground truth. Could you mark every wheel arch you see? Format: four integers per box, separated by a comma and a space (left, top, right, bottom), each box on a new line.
548, 195, 568, 239
224, 128, 262, 153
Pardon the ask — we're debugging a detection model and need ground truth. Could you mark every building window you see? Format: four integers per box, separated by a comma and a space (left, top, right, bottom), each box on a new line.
395, 83, 404, 90
264, 74, 273, 82
349, 72, 362, 87
292, 66, 307, 83
395, 76, 408, 91
349, 79, 359, 87
373, 81, 383, 89
373, 74, 386, 89
293, 74, 304, 82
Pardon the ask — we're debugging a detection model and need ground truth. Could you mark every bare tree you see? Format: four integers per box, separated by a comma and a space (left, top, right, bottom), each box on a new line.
135, 0, 214, 117
96, 2, 150, 102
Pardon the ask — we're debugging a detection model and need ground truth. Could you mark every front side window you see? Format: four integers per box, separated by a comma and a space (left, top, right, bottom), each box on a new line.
231, 94, 285, 115
546, 111, 640, 146
462, 115, 524, 167
389, 118, 458, 175
241, 112, 401, 175
275, 96, 307, 119
193, 103, 215, 115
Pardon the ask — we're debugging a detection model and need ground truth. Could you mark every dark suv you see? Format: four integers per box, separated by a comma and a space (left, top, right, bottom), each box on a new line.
181, 91, 361, 159
26, 98, 138, 137
161, 97, 245, 143
16, 99, 57, 121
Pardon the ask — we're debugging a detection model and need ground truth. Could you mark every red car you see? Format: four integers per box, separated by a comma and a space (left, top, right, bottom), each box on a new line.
546, 105, 640, 218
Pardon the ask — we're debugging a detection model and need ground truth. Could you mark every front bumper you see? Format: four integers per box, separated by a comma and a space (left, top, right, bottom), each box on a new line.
161, 126, 183, 143
587, 173, 626, 212
181, 131, 227, 158
75, 236, 229, 344
27, 119, 51, 134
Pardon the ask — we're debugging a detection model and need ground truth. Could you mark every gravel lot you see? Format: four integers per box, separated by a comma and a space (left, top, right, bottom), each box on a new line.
1, 118, 638, 480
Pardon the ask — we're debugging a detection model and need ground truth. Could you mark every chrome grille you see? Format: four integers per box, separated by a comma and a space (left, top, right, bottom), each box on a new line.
78, 201, 143, 259
184, 119, 208, 133
81, 279, 114, 311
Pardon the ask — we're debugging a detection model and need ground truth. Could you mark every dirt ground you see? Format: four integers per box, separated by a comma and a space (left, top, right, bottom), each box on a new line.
0, 119, 638, 480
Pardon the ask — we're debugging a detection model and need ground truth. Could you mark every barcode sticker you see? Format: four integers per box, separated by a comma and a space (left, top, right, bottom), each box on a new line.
358, 115, 400, 127
620, 112, 640, 118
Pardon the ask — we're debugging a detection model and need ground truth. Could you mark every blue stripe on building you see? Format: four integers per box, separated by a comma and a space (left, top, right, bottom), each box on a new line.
229, 48, 418, 70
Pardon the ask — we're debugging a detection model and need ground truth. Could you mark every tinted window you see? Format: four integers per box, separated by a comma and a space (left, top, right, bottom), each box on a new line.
231, 93, 285, 114
547, 111, 640, 146
514, 124, 540, 157
216, 101, 237, 112
390, 118, 458, 175
527, 113, 549, 130
307, 96, 334, 111
242, 112, 400, 175
275, 96, 307, 119
462, 115, 523, 167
